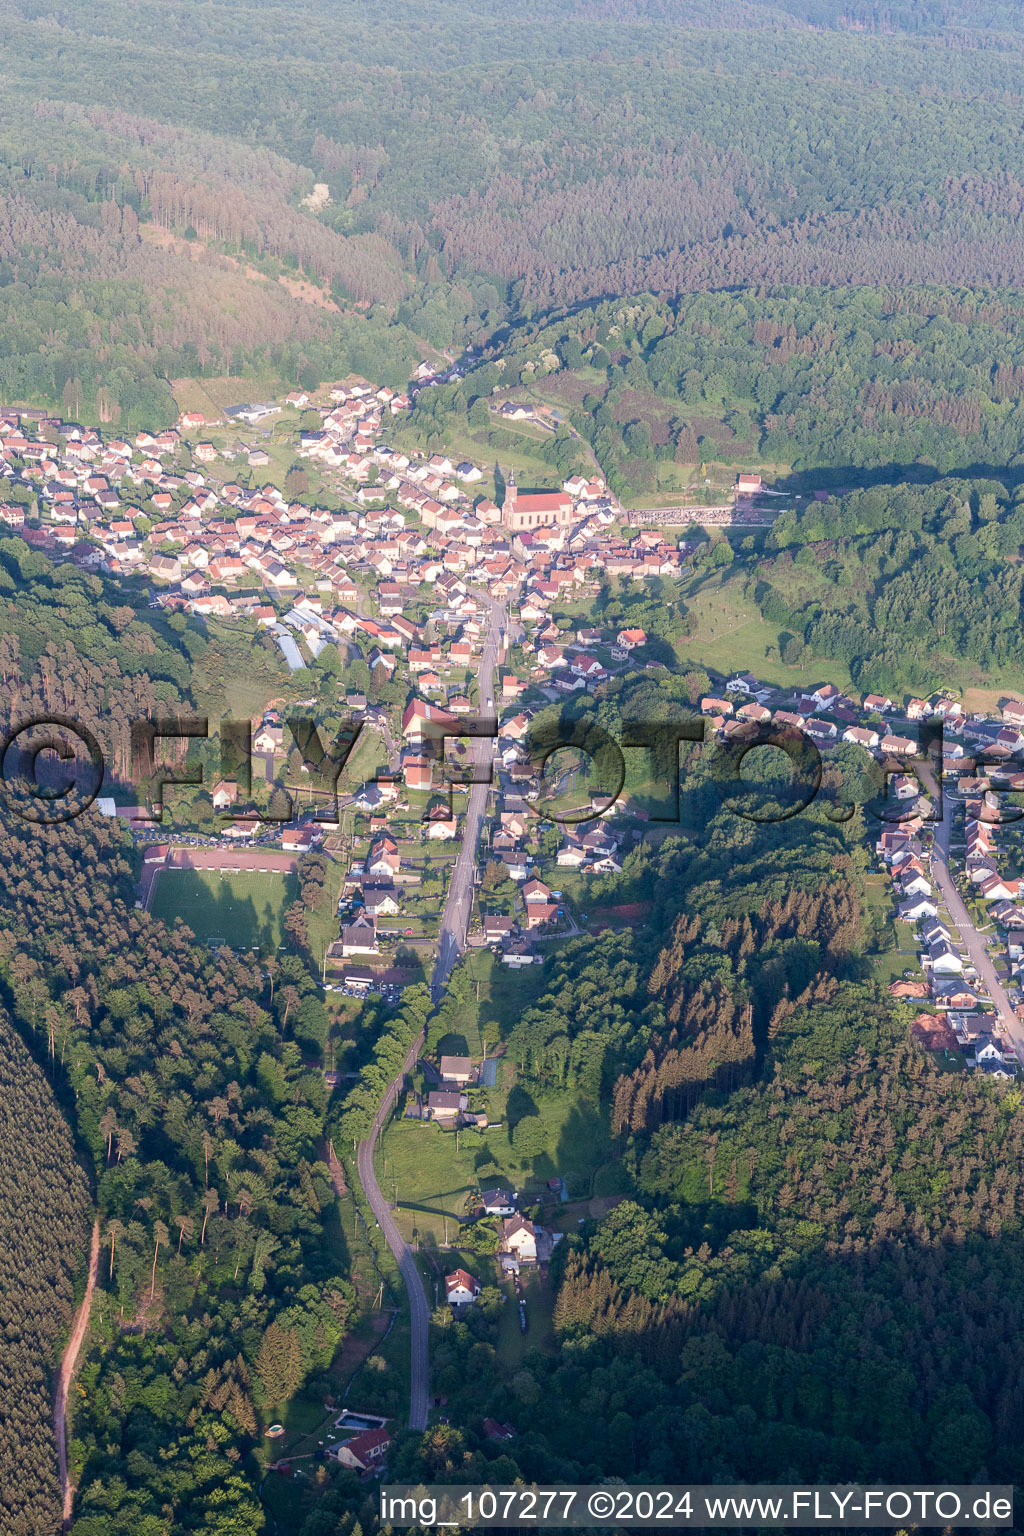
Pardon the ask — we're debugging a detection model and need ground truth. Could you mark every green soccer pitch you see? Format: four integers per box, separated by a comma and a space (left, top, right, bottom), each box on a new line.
148, 868, 298, 951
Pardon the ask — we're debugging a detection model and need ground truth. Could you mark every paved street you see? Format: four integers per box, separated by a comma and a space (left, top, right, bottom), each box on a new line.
430, 592, 505, 999
356, 591, 506, 1432
356, 1033, 431, 1430
928, 789, 1024, 1061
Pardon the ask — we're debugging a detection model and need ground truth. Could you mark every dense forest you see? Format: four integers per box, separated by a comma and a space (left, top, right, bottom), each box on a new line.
479, 288, 1024, 494
7, 1, 1024, 416
0, 543, 369, 1532
0, 805, 359, 1534
758, 476, 1024, 694
0, 1009, 90, 1536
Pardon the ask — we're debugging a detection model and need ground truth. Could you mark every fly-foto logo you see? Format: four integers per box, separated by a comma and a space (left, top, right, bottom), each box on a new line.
0, 712, 363, 826
0, 709, 983, 830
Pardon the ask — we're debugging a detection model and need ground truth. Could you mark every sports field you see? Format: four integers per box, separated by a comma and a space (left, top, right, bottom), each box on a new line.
149, 867, 297, 950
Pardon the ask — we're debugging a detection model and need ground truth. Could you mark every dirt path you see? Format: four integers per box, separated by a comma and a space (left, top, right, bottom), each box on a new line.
55, 1219, 100, 1531
325, 1139, 347, 1196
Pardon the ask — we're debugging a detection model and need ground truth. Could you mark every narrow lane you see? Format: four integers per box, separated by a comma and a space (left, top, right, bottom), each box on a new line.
356, 1033, 431, 1430
355, 593, 505, 1432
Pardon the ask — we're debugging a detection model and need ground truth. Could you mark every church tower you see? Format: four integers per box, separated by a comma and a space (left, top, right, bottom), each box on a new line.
501, 466, 517, 530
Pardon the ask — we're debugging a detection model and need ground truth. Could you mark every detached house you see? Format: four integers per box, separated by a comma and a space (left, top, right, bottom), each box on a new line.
427, 1090, 466, 1123
332, 1427, 390, 1472
439, 1055, 474, 1086
928, 940, 964, 976
339, 915, 378, 957
501, 1215, 537, 1263
445, 1268, 481, 1306
481, 1189, 517, 1217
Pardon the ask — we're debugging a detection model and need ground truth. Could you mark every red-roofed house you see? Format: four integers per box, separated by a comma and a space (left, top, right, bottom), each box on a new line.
333, 1426, 391, 1471
445, 1268, 481, 1306
402, 698, 458, 742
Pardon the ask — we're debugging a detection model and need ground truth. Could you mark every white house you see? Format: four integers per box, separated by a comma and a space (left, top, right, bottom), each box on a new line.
481, 1189, 517, 1217
445, 1268, 481, 1306
928, 940, 964, 975
502, 1215, 537, 1262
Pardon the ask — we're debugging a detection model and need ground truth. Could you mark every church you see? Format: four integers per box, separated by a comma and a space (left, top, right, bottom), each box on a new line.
500, 470, 574, 533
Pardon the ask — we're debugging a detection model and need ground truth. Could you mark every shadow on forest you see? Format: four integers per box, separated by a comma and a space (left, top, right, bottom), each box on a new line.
548, 1226, 1024, 1485
506, 1084, 539, 1132
771, 461, 1024, 496
555, 1101, 609, 1184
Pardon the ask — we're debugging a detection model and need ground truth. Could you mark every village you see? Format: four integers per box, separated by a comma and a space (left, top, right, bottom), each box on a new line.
11, 362, 1024, 1497
6, 364, 1024, 1066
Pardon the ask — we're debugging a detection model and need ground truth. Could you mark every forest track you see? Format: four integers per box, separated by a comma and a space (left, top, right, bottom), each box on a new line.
55, 1219, 100, 1531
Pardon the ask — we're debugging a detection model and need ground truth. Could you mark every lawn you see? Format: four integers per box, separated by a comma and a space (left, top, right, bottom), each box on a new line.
378, 1088, 618, 1247
402, 420, 556, 501
149, 867, 297, 949
459, 949, 551, 1044
496, 1268, 556, 1367
378, 1120, 482, 1245
338, 723, 390, 792
676, 575, 855, 693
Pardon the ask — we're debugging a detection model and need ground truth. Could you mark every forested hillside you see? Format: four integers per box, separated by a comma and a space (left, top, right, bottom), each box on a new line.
0, 537, 297, 783
0, 806, 364, 1534
425, 287, 1024, 499
7, 0, 1024, 417
400, 741, 1024, 1490
0, 1010, 90, 1536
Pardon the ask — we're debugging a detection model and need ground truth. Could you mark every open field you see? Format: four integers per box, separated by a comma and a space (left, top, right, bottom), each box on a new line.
403, 421, 556, 502
171, 373, 291, 419
459, 949, 553, 1047
149, 867, 297, 948
962, 686, 1023, 715
677, 579, 856, 692
379, 1089, 617, 1247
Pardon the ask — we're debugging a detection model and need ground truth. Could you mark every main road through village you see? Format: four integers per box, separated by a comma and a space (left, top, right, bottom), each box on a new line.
355, 592, 506, 1431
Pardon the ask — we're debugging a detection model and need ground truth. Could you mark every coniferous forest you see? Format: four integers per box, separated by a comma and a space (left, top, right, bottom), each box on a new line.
5, 0, 1024, 426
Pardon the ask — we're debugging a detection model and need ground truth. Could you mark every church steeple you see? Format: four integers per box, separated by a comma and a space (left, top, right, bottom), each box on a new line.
501, 465, 517, 528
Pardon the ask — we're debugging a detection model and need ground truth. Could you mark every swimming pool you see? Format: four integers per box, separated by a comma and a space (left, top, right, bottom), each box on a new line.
334, 1411, 387, 1431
